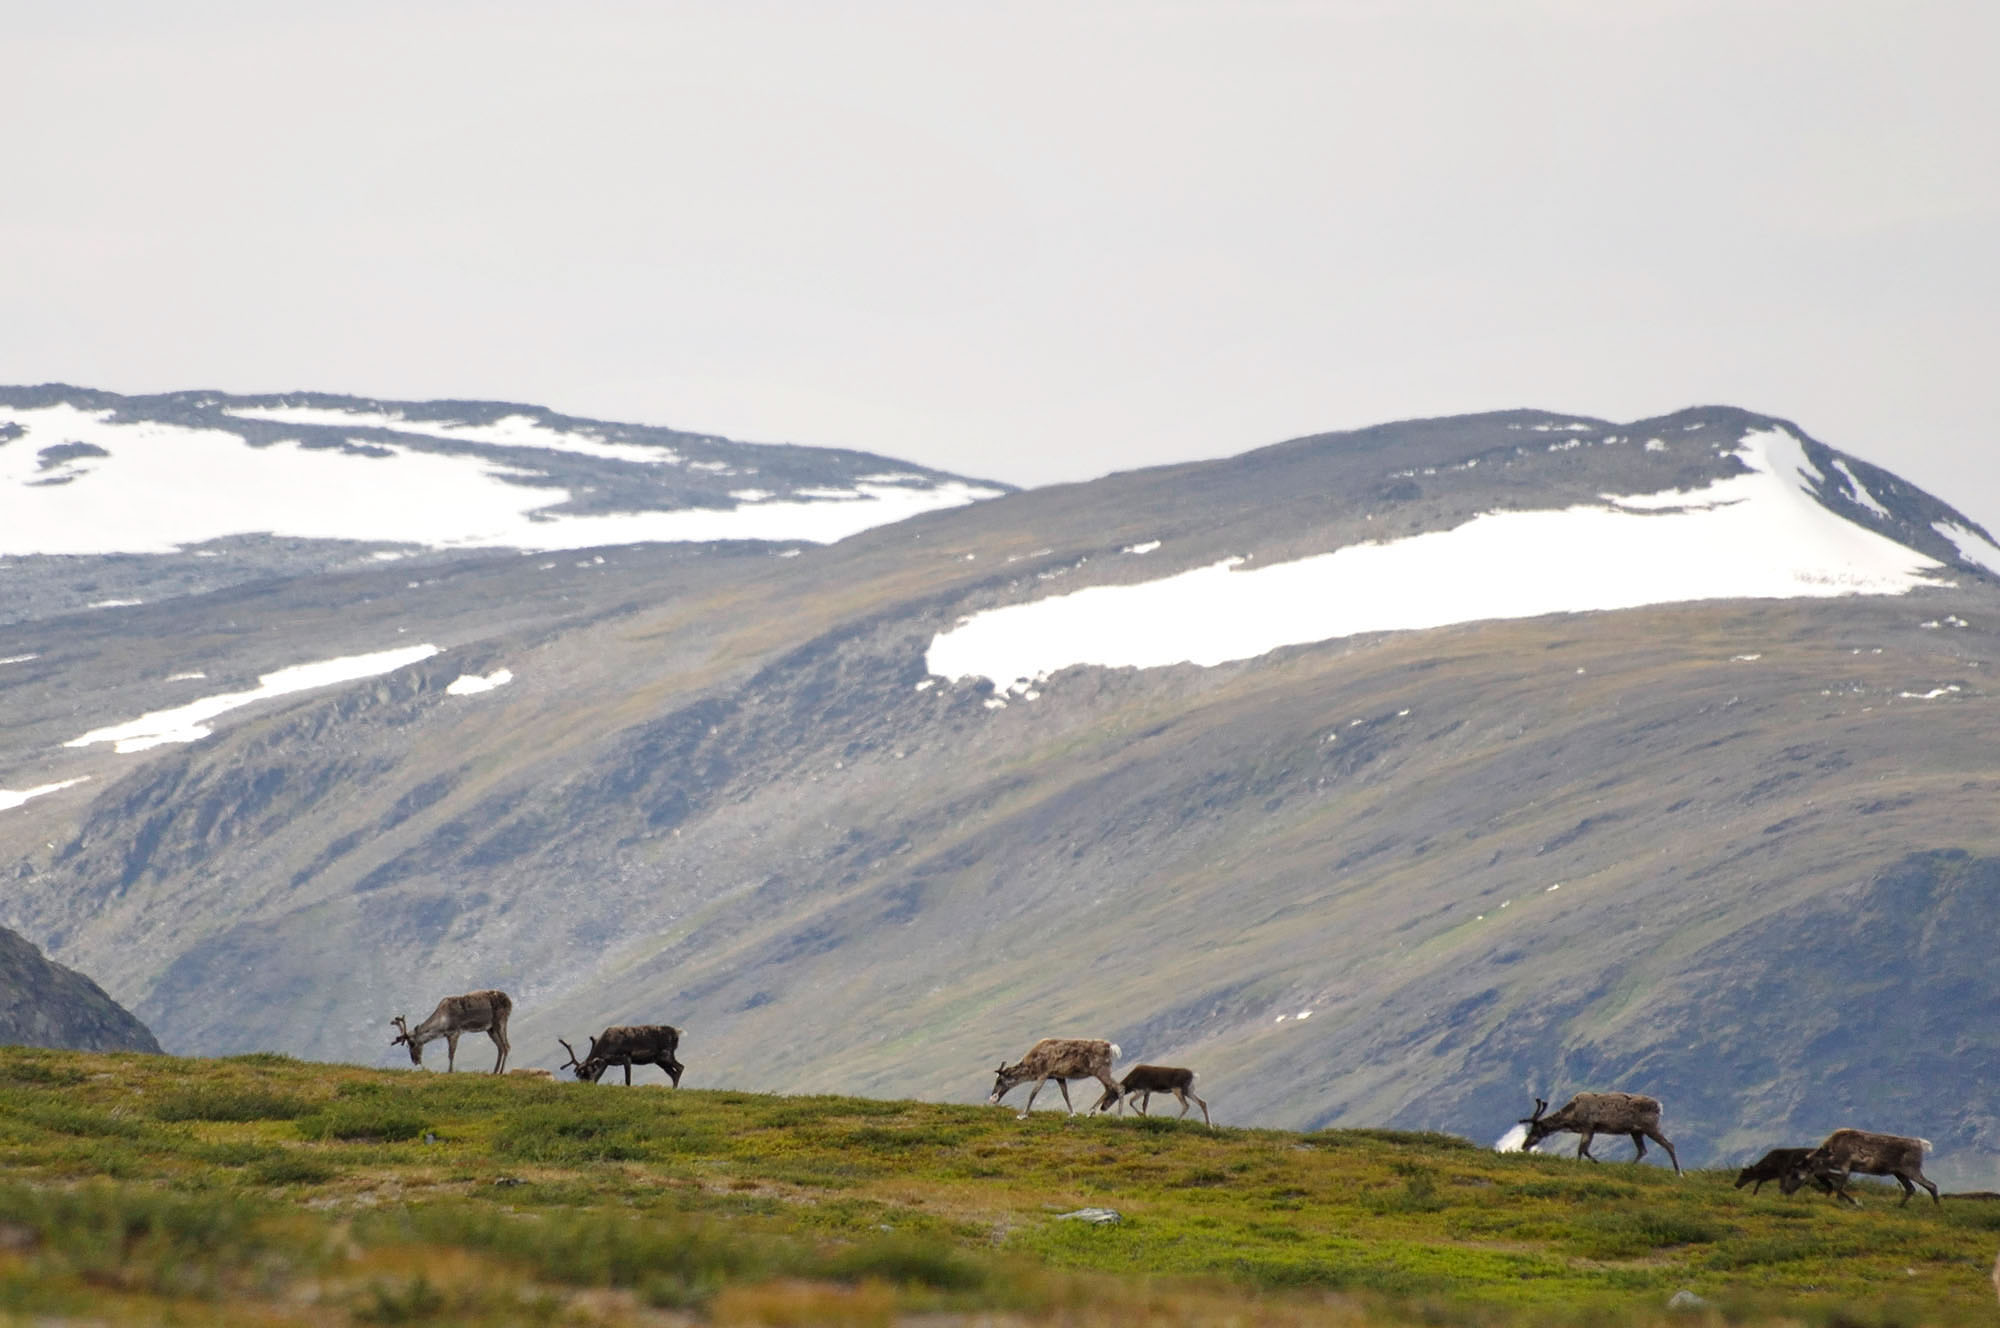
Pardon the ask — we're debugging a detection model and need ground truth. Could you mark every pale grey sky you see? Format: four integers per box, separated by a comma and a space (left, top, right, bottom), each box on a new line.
5, 2, 1995, 530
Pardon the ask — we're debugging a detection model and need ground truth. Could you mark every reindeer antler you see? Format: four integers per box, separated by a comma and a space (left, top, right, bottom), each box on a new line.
389, 1015, 411, 1047
558, 1037, 582, 1070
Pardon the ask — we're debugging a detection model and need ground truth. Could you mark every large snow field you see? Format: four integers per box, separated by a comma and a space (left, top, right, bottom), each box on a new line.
926, 429, 1949, 688
65, 644, 442, 753
0, 404, 998, 554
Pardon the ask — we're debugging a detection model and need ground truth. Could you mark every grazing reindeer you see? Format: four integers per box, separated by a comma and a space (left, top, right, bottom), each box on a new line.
389, 989, 512, 1073
1089, 1064, 1212, 1129
1735, 1147, 1832, 1195
1518, 1093, 1681, 1174
559, 1026, 684, 1086
1781, 1129, 1940, 1207
989, 1038, 1122, 1119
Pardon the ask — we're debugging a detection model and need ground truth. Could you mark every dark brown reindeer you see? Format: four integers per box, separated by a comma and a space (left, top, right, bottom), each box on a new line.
989, 1038, 1123, 1119
1089, 1064, 1212, 1128
390, 989, 512, 1073
558, 1026, 685, 1086
1518, 1093, 1681, 1174
1781, 1129, 1940, 1207
1735, 1147, 1832, 1195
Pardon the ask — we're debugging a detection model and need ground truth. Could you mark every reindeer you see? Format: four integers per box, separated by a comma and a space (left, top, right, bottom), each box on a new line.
1517, 1093, 1681, 1174
389, 989, 512, 1073
989, 1038, 1123, 1119
559, 1026, 684, 1086
1735, 1147, 1825, 1195
1088, 1064, 1211, 1128
1781, 1129, 1940, 1207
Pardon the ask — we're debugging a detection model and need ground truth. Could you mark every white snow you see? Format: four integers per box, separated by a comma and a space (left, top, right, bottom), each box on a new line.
87, 598, 142, 609
1829, 459, 1893, 521
1123, 540, 1162, 555
65, 644, 440, 753
1934, 521, 2000, 576
445, 668, 513, 696
0, 776, 90, 813
1897, 685, 1962, 700
165, 671, 207, 681
224, 406, 681, 466
0, 654, 37, 666
1643, 439, 1666, 453
926, 429, 1946, 685
0, 404, 1000, 555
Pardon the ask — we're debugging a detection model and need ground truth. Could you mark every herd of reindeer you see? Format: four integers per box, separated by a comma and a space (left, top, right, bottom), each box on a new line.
388, 988, 1941, 1210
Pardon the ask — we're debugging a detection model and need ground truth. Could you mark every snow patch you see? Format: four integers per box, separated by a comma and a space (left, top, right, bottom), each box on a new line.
445, 668, 513, 696
0, 654, 37, 666
926, 428, 1942, 683
0, 776, 90, 813
1830, 459, 1892, 521
1123, 540, 1162, 555
1898, 685, 1962, 701
225, 406, 681, 466
1934, 521, 2000, 576
65, 644, 440, 753
0, 404, 1001, 555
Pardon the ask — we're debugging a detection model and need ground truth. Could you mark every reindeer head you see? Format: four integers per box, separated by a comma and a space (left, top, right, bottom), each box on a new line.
1517, 1097, 1554, 1149
390, 1016, 423, 1066
988, 1061, 1027, 1105
559, 1036, 608, 1082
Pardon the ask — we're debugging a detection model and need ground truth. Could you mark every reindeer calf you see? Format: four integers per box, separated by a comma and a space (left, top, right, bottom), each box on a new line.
560, 1026, 684, 1086
1090, 1065, 1211, 1129
1735, 1148, 1830, 1195
989, 1038, 1122, 1119
1518, 1093, 1681, 1174
1782, 1129, 1939, 1207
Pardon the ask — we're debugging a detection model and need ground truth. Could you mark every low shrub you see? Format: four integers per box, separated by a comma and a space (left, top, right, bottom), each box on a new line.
296, 1101, 428, 1143
151, 1086, 311, 1123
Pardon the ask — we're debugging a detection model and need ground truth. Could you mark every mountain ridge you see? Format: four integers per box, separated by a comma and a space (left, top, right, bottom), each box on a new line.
4, 399, 1998, 1183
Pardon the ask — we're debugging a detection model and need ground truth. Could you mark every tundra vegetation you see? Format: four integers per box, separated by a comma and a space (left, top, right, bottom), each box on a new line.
3, 1048, 1998, 1326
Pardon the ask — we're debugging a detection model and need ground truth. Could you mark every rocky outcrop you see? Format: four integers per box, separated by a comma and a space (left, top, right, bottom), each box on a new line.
0, 925, 161, 1052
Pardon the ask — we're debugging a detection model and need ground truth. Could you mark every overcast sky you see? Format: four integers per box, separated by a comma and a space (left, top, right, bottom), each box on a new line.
6, 2, 1995, 530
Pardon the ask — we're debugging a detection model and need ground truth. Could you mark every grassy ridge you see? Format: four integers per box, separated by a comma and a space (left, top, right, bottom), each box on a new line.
2, 1048, 1997, 1325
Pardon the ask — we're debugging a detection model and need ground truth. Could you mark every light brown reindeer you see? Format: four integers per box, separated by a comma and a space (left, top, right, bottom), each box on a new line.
1090, 1064, 1212, 1128
1781, 1129, 1939, 1207
1518, 1093, 1681, 1174
390, 989, 512, 1073
988, 1038, 1122, 1119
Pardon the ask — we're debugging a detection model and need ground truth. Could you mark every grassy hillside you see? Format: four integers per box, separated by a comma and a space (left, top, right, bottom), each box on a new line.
3, 1047, 1997, 1325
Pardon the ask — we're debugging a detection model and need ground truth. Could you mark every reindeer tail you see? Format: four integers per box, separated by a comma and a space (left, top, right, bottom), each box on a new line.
1919, 1138, 1934, 1152
1110, 1044, 1122, 1060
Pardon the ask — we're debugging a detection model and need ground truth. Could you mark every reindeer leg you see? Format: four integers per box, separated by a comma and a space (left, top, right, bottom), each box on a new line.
1189, 1088, 1212, 1130
1576, 1131, 1597, 1162
1628, 1131, 1647, 1163
623, 1058, 633, 1086
445, 1032, 460, 1073
1894, 1173, 1917, 1207
1173, 1089, 1191, 1120
1056, 1079, 1076, 1115
1019, 1075, 1050, 1119
492, 1026, 509, 1074
1647, 1129, 1682, 1176
1920, 1174, 1941, 1206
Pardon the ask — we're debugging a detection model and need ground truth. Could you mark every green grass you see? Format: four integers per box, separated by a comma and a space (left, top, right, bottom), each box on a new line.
0, 1048, 1995, 1325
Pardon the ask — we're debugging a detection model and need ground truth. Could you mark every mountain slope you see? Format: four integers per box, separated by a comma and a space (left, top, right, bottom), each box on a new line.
0, 923, 160, 1052
5, 404, 1999, 1184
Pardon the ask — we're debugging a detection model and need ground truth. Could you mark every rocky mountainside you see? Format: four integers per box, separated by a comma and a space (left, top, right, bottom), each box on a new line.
5, 400, 1999, 1182
0, 923, 160, 1052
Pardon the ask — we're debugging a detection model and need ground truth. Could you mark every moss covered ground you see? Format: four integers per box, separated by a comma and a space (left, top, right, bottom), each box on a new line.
2, 1047, 1996, 1325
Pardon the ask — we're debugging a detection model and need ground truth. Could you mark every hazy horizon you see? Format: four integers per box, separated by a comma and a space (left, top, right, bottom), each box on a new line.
5, 2, 1994, 528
